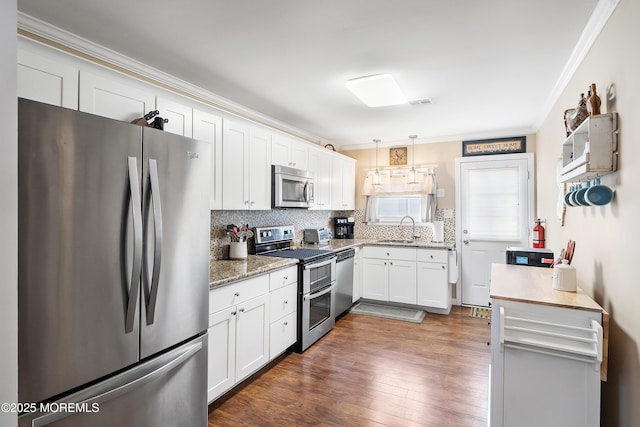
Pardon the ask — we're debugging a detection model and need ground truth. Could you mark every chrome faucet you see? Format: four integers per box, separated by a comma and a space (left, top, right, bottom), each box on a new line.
399, 215, 419, 242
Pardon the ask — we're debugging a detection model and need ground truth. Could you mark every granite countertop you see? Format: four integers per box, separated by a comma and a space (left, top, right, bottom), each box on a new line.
210, 255, 298, 290
300, 239, 455, 251
210, 239, 455, 290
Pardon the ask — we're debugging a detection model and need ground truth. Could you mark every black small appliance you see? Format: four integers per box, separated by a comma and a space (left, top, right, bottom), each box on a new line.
334, 217, 355, 239
506, 247, 554, 268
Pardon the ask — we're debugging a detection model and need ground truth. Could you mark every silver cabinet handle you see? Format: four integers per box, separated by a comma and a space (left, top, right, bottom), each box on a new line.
145, 159, 163, 325
234, 292, 240, 297
284, 322, 288, 326
231, 311, 237, 316
126, 156, 142, 334
239, 308, 245, 313
463, 240, 470, 245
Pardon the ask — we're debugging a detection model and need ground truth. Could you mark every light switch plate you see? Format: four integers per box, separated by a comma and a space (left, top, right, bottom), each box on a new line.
436, 188, 445, 197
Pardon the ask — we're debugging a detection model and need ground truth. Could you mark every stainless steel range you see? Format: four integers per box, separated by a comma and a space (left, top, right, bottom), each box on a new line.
251, 225, 336, 352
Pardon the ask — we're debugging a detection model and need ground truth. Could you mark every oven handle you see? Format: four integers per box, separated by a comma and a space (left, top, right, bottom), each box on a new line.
305, 283, 335, 300
304, 257, 336, 271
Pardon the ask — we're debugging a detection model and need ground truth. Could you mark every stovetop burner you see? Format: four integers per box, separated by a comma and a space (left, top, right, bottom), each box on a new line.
265, 248, 333, 262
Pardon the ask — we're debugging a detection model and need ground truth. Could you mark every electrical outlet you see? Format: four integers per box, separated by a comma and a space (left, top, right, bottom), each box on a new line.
436, 188, 445, 198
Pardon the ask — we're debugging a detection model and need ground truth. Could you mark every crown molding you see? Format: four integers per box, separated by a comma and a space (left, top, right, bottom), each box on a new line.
533, 0, 620, 130
17, 12, 327, 146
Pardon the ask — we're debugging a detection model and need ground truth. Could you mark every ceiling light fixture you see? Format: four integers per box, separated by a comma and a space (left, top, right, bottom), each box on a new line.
407, 135, 419, 184
372, 139, 382, 185
346, 74, 407, 107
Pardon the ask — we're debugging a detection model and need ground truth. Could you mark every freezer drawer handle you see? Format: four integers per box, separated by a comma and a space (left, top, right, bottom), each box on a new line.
30, 340, 203, 427
145, 159, 164, 324
126, 156, 143, 333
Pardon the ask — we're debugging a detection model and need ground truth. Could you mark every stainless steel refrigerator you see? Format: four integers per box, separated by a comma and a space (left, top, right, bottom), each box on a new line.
18, 98, 211, 426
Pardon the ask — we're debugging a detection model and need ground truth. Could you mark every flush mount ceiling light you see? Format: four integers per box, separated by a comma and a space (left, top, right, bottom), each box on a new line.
346, 74, 407, 107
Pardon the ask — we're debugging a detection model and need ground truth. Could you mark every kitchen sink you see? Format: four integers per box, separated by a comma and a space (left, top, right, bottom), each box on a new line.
375, 239, 415, 245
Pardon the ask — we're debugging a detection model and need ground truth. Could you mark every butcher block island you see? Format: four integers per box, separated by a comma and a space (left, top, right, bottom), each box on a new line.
489, 263, 608, 427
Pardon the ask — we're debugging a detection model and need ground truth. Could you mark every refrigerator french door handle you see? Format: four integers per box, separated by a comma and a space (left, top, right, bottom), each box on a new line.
126, 156, 143, 333
30, 341, 203, 427
146, 159, 163, 325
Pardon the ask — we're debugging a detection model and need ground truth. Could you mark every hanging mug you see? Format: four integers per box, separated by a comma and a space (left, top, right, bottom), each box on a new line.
564, 185, 576, 206
584, 177, 614, 206
574, 181, 591, 206
569, 184, 582, 207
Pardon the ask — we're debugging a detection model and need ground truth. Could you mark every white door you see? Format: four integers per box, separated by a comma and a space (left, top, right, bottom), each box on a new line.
207, 309, 236, 403
193, 109, 223, 210
235, 293, 270, 383
456, 154, 533, 306
222, 120, 249, 210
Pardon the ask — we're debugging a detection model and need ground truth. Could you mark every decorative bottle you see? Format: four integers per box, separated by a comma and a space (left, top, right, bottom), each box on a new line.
587, 83, 601, 116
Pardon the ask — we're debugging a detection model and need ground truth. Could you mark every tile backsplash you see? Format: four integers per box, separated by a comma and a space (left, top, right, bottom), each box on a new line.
210, 208, 455, 259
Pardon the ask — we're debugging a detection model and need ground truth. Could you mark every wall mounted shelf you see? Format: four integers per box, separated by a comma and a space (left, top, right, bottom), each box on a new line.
560, 113, 618, 183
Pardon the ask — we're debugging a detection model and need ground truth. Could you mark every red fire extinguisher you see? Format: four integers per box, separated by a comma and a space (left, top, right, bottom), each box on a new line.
533, 219, 545, 248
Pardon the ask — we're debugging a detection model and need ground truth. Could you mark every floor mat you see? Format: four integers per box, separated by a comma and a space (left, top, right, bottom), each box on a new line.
349, 302, 426, 323
469, 306, 492, 319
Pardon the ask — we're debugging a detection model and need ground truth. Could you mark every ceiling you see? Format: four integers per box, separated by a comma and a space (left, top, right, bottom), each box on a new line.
17, 0, 602, 149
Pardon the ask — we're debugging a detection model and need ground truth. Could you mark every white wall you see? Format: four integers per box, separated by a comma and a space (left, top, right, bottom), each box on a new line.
535, 0, 639, 424
0, 1, 18, 426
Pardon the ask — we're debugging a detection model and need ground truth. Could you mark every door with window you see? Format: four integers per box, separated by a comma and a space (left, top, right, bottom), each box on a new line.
456, 154, 533, 306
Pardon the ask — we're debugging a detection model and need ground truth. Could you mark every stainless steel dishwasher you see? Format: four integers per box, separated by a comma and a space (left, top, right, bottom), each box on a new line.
335, 248, 355, 319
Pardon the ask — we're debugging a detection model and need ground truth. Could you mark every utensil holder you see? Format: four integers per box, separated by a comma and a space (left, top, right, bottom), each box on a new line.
229, 241, 248, 260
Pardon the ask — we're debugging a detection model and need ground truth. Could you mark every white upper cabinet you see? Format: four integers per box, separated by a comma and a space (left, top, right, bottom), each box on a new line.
222, 120, 271, 210
271, 134, 308, 170
79, 70, 155, 122
331, 156, 356, 210
248, 127, 273, 210
193, 109, 223, 210
308, 146, 332, 210
17, 49, 78, 109
155, 97, 193, 137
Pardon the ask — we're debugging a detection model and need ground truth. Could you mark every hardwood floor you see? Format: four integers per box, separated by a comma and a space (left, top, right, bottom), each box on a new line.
208, 306, 491, 427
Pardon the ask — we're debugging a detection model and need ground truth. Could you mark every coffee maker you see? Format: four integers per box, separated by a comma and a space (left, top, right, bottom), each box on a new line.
334, 217, 355, 239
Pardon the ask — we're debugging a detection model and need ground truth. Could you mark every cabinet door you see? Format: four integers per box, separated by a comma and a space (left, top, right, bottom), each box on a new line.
417, 262, 449, 308
156, 97, 193, 137
389, 260, 417, 304
207, 309, 236, 403
269, 311, 297, 360
341, 159, 356, 210
352, 251, 361, 303
330, 157, 345, 210
308, 148, 332, 209
290, 143, 308, 170
362, 258, 389, 301
79, 71, 155, 122
193, 109, 223, 210
17, 49, 79, 109
271, 134, 291, 167
222, 120, 249, 210
248, 127, 272, 210
235, 293, 270, 382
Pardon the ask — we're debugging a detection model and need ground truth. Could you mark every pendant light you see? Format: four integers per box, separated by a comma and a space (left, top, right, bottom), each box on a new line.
407, 135, 419, 184
372, 139, 382, 185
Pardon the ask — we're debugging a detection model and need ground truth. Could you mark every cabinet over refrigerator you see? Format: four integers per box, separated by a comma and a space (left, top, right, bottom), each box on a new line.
18, 99, 211, 426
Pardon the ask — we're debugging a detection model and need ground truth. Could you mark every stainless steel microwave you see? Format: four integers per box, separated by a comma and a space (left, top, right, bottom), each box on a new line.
272, 165, 314, 208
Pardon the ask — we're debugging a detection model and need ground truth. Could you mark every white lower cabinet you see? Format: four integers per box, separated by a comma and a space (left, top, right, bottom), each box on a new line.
207, 275, 270, 403
208, 267, 298, 403
361, 247, 417, 303
269, 266, 298, 360
416, 249, 450, 310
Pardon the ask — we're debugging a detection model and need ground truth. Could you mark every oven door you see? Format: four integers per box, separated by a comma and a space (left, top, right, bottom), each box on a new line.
301, 283, 335, 352
273, 165, 314, 208
302, 256, 336, 294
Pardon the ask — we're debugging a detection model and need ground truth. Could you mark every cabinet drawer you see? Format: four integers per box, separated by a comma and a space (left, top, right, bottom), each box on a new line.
269, 311, 297, 360
209, 274, 269, 314
269, 283, 298, 322
269, 266, 298, 291
417, 248, 448, 263
363, 246, 417, 261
